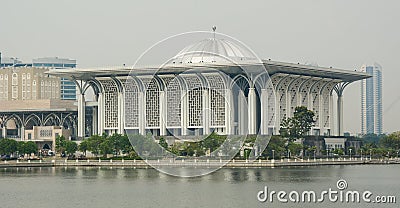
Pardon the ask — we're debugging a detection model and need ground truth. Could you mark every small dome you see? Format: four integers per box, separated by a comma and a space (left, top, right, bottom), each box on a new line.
169, 38, 256, 64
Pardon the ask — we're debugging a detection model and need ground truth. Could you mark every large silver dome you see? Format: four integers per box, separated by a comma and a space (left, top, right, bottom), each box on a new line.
169, 38, 257, 64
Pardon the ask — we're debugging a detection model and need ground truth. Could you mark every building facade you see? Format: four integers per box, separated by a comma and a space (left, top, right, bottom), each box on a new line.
33, 57, 77, 100
0, 66, 78, 150
360, 64, 383, 135
0, 67, 60, 101
48, 38, 370, 139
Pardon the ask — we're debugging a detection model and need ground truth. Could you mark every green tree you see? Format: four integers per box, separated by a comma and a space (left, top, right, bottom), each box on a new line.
200, 132, 226, 154
0, 138, 18, 155
120, 134, 134, 155
332, 148, 344, 156
280, 106, 315, 142
158, 137, 168, 149
55, 135, 67, 154
79, 139, 90, 155
56, 135, 78, 156
362, 133, 385, 144
22, 141, 38, 155
304, 146, 317, 158
108, 134, 123, 156
85, 135, 106, 156
65, 141, 78, 156
380, 132, 400, 150
182, 142, 204, 157
99, 138, 113, 156
168, 142, 183, 156
288, 142, 303, 157
17, 142, 25, 155
264, 136, 286, 159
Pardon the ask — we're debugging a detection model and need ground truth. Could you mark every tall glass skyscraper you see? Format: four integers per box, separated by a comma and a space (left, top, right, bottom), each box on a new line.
361, 63, 383, 135
32, 57, 77, 100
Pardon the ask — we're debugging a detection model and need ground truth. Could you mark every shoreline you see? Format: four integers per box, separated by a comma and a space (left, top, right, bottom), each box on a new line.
1, 158, 399, 169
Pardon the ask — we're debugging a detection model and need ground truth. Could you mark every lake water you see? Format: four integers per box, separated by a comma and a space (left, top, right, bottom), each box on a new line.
0, 165, 399, 208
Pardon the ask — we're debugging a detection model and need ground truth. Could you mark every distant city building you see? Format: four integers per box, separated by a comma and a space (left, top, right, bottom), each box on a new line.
324, 137, 346, 150
33, 57, 77, 100
0, 57, 30, 67
360, 63, 383, 135
0, 54, 77, 100
32, 57, 76, 68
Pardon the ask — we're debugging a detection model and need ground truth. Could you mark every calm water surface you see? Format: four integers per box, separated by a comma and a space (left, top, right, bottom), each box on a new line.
0, 165, 399, 208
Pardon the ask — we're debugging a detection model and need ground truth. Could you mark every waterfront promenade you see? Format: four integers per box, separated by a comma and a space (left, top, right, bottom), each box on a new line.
1, 158, 399, 168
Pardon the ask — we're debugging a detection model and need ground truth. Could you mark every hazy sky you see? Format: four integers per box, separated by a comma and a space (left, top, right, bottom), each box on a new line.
1, 0, 399, 134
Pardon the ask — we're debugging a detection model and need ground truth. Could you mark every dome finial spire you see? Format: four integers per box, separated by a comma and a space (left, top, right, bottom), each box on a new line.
212, 26, 217, 39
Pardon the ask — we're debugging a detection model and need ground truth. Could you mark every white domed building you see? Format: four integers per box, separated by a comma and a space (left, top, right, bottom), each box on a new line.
169, 38, 257, 64
48, 37, 370, 139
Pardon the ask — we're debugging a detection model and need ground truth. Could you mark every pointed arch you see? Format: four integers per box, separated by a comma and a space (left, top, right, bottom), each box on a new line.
43, 113, 61, 126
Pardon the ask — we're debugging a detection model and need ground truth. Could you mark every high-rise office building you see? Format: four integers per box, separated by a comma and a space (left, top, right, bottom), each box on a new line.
32, 57, 77, 100
361, 63, 383, 135
0, 57, 27, 67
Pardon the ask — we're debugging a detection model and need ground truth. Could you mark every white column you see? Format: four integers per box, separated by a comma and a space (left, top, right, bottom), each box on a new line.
77, 93, 85, 138
225, 89, 233, 135
319, 93, 324, 135
20, 126, 25, 140
330, 94, 334, 136
225, 89, 235, 135
308, 89, 313, 110
285, 88, 291, 119
117, 92, 124, 134
238, 91, 246, 135
308, 85, 314, 136
97, 93, 104, 135
2, 126, 6, 138
275, 90, 281, 135
92, 106, 98, 136
138, 91, 145, 135
260, 88, 268, 135
248, 87, 257, 135
159, 91, 166, 136
203, 89, 210, 135
337, 94, 344, 136
297, 89, 302, 107
181, 90, 188, 136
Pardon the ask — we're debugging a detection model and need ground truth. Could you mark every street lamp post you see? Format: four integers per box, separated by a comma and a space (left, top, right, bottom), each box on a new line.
361, 149, 363, 160
370, 149, 372, 160
272, 150, 275, 161
349, 149, 352, 160
313, 150, 316, 161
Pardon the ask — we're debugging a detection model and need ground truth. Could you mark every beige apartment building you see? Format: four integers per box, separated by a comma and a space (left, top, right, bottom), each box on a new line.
0, 66, 77, 151
0, 67, 60, 101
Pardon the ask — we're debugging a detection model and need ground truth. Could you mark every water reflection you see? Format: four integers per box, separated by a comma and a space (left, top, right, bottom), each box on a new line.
0, 166, 363, 183
1, 166, 400, 208
1, 166, 56, 177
